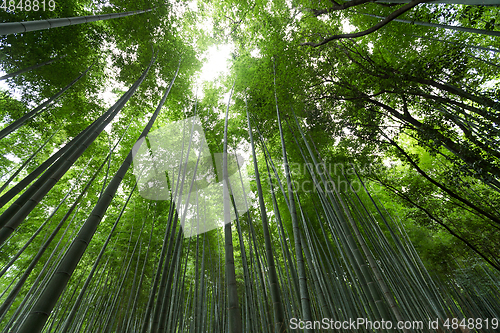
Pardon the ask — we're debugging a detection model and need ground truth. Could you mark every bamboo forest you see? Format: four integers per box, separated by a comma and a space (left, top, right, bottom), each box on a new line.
0, 0, 499, 332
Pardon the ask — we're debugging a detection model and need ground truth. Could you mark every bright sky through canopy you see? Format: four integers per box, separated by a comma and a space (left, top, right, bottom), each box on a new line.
197, 44, 233, 84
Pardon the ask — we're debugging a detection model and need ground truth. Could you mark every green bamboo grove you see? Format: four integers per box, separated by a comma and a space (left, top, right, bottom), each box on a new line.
1, 1, 499, 332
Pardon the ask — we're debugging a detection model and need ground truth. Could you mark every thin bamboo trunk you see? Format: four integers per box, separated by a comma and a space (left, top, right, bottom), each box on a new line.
223, 80, 242, 333
377, 0, 499, 3
0, 126, 61, 193
411, 34, 500, 54
0, 8, 154, 35
125, 206, 156, 333
0, 121, 94, 210
245, 104, 286, 332
0, 55, 65, 80
364, 13, 500, 37
0, 62, 93, 140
